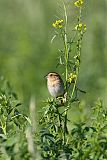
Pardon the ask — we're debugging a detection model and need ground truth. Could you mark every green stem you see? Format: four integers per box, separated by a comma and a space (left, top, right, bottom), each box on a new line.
64, 111, 67, 144
71, 7, 82, 99
63, 2, 69, 90
65, 31, 69, 88
62, 2, 69, 146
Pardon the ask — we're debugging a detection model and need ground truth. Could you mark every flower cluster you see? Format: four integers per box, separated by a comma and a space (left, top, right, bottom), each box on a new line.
75, 23, 87, 31
74, 0, 83, 7
67, 73, 77, 84
52, 19, 64, 29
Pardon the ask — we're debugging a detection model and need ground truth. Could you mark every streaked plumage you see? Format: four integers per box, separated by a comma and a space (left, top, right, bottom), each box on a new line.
45, 72, 64, 98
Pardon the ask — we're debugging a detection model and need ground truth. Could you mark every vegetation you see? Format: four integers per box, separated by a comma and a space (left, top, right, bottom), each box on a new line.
0, 0, 107, 159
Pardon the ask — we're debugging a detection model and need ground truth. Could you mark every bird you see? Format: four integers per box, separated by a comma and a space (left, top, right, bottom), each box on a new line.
44, 72, 64, 98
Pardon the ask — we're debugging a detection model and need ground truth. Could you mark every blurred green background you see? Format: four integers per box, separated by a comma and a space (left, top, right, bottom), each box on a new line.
0, 0, 106, 112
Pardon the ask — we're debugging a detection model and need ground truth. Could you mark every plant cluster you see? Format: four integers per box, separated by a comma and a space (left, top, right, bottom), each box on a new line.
39, 0, 107, 159
0, 77, 32, 160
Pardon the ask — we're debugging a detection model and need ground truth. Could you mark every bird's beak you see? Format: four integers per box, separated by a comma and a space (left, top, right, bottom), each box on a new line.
44, 74, 47, 79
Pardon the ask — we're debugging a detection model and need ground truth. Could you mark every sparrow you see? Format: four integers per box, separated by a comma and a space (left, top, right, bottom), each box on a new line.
45, 72, 64, 98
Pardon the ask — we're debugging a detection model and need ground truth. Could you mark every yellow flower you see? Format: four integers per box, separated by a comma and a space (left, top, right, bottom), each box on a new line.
74, 0, 83, 7
84, 24, 87, 31
75, 23, 87, 31
75, 23, 82, 30
67, 73, 77, 84
52, 19, 64, 29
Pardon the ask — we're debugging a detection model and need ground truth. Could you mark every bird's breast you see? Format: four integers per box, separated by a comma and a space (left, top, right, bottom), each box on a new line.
47, 79, 64, 97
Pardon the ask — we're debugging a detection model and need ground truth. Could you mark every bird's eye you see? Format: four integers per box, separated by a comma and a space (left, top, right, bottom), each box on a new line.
50, 74, 53, 76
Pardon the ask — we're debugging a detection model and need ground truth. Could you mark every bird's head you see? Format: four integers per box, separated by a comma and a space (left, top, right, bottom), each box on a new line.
44, 72, 61, 82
